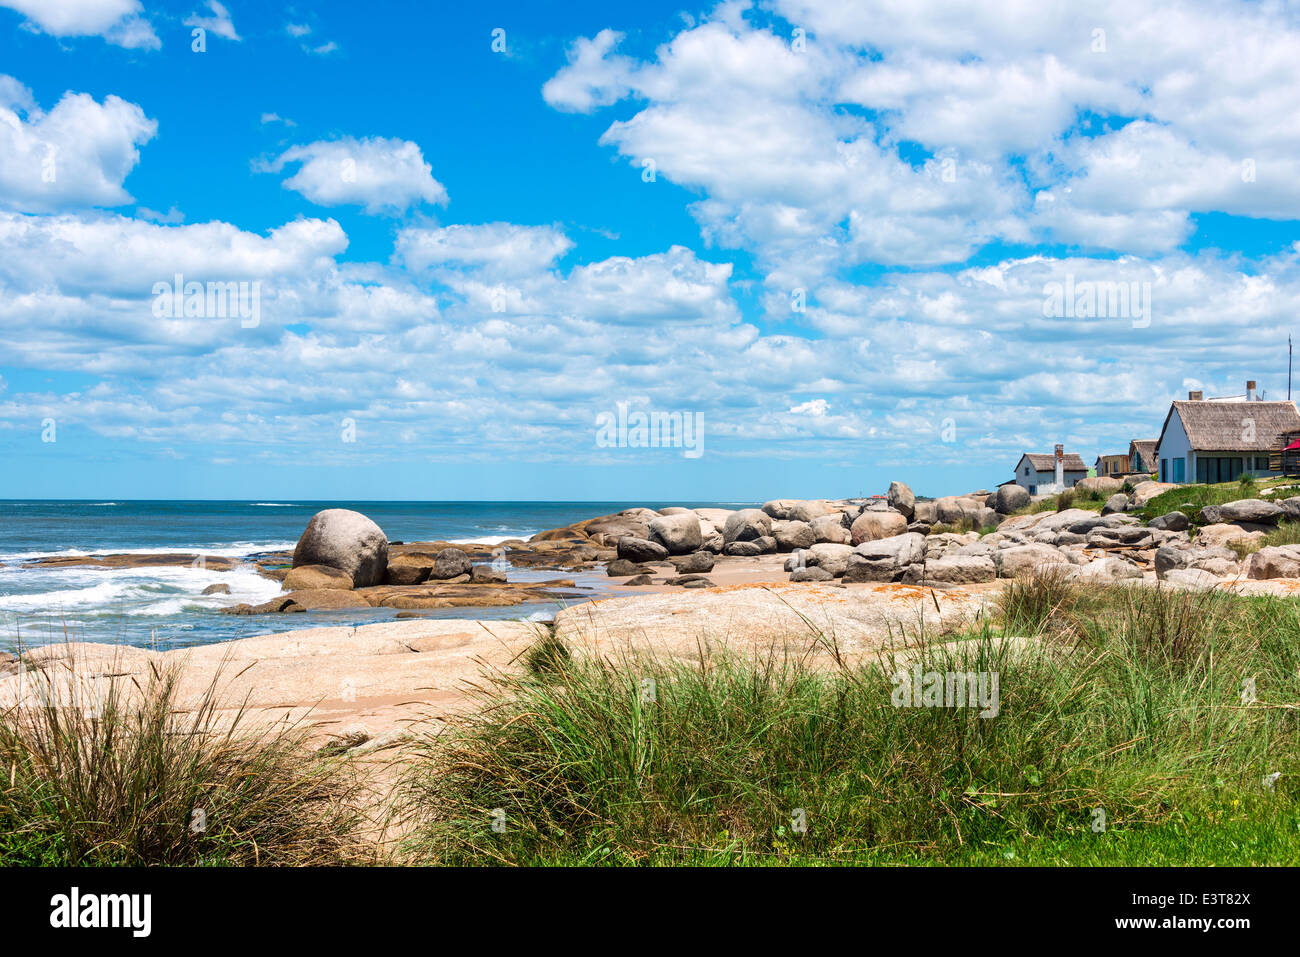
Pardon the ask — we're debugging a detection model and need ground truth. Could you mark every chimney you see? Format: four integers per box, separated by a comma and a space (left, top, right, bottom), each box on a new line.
1054, 443, 1064, 490
1247, 380, 1258, 401
1188, 390, 1203, 401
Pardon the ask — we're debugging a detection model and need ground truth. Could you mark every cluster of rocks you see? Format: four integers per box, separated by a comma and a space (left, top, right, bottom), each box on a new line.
772, 480, 1300, 591
223, 509, 581, 614
781, 506, 1165, 586
231, 484, 1300, 613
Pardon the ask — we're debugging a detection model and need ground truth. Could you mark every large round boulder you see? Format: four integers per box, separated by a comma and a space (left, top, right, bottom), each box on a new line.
773, 520, 816, 551
761, 500, 799, 520
849, 509, 907, 544
934, 496, 982, 525
810, 513, 850, 544
617, 537, 669, 563
788, 500, 833, 524
1245, 545, 1300, 579
1076, 475, 1124, 494
292, 509, 389, 587
1213, 499, 1283, 525
996, 543, 1070, 578
648, 513, 704, 555
887, 481, 915, 520
993, 485, 1031, 514
804, 542, 855, 576
723, 508, 773, 544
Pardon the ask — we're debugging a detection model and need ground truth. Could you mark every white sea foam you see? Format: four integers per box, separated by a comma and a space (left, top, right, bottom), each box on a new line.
0, 541, 296, 562
446, 533, 534, 545
0, 563, 283, 617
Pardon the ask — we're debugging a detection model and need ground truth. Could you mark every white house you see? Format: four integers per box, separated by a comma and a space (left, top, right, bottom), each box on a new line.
1154, 382, 1300, 484
1012, 448, 1088, 495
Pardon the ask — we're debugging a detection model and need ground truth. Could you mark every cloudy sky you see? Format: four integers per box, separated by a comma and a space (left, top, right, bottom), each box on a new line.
1, 0, 1298, 501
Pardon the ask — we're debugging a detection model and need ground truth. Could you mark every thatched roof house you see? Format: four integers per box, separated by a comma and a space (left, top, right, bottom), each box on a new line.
1012, 449, 1087, 495
1155, 383, 1300, 483
1128, 439, 1157, 474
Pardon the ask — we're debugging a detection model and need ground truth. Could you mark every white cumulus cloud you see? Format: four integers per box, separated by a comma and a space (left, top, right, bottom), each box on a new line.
0, 0, 159, 49
260, 137, 448, 215
0, 76, 157, 212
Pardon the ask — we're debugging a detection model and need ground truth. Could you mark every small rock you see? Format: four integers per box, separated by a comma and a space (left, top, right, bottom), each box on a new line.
617, 537, 669, 563
470, 564, 507, 584
671, 551, 716, 573
665, 574, 713, 587
384, 564, 431, 586
1101, 493, 1130, 516
1149, 511, 1190, 532
790, 566, 834, 582
606, 558, 647, 577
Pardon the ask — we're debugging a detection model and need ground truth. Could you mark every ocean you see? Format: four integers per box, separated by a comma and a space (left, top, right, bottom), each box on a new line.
0, 500, 751, 650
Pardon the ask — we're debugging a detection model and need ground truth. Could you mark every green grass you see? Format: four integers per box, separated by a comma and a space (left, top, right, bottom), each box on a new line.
1014, 486, 1108, 516
1138, 477, 1296, 523
397, 580, 1300, 866
930, 518, 1000, 536
0, 654, 372, 865
1262, 521, 1300, 548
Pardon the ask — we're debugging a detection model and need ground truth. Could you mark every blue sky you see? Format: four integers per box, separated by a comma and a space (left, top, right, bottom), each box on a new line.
1, 0, 1299, 501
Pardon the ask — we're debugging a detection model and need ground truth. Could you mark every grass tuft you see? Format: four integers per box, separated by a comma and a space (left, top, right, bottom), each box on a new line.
0, 651, 372, 865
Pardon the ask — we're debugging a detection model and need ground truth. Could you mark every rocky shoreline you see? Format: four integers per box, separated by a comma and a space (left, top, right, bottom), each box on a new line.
12, 480, 1300, 625
9, 482, 1300, 748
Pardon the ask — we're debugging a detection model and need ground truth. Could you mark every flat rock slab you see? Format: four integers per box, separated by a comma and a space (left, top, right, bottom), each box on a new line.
554, 581, 991, 664
18, 553, 240, 571
2, 619, 544, 739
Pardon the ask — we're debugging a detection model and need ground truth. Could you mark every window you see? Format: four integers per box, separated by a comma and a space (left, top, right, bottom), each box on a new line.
1196, 456, 1246, 484
1161, 459, 1168, 482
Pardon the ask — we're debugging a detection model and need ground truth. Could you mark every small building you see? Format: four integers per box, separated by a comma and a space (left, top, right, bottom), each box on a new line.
1012, 448, 1088, 495
1154, 382, 1300, 483
1094, 453, 1129, 478
1128, 439, 1157, 476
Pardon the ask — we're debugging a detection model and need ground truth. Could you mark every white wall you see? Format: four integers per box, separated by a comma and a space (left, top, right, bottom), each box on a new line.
1157, 410, 1192, 483
1013, 457, 1085, 493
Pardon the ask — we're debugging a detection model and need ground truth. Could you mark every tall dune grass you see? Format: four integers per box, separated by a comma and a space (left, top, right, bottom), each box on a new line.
0, 653, 372, 865
398, 579, 1300, 865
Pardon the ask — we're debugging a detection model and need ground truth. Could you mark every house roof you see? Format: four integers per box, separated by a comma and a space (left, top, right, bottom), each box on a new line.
1157, 400, 1300, 454
1128, 439, 1157, 471
1018, 452, 1088, 472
